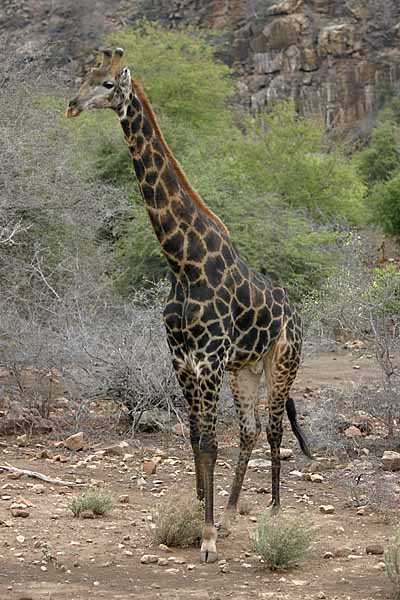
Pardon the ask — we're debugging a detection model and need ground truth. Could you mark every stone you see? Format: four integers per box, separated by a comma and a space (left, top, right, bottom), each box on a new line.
382, 451, 400, 471
344, 425, 362, 438
16, 434, 28, 447
64, 432, 85, 451
280, 448, 293, 460
143, 460, 157, 476
366, 544, 384, 556
172, 422, 189, 437
319, 505, 335, 514
6, 471, 24, 480
310, 473, 324, 483
319, 23, 360, 57
11, 508, 29, 518
334, 547, 351, 558
159, 544, 172, 553
158, 557, 168, 566
118, 494, 130, 504
140, 554, 159, 564
248, 458, 271, 469
32, 484, 46, 494
323, 551, 334, 559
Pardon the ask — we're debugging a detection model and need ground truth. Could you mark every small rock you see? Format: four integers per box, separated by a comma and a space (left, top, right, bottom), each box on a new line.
11, 509, 29, 518
344, 426, 362, 438
382, 450, 400, 472
323, 552, 334, 559
159, 544, 172, 553
64, 432, 85, 451
36, 449, 52, 459
172, 422, 188, 437
374, 561, 386, 571
248, 459, 271, 469
289, 470, 304, 479
6, 471, 24, 480
310, 474, 324, 483
334, 547, 351, 558
118, 495, 130, 504
356, 507, 365, 516
187, 563, 195, 570
317, 592, 326, 599
319, 505, 335, 514
366, 544, 384, 556
16, 434, 28, 447
143, 460, 157, 476
16, 535, 25, 543
140, 554, 159, 564
280, 448, 293, 460
158, 557, 168, 566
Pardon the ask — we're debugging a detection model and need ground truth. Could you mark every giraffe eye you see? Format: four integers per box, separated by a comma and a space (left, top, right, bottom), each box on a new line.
103, 81, 114, 89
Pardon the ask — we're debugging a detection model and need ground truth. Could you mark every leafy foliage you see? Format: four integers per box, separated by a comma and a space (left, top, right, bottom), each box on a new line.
251, 511, 314, 570
356, 92, 400, 237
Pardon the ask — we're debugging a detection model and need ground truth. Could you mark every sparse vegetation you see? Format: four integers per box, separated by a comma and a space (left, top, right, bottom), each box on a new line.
251, 511, 314, 571
68, 489, 115, 517
385, 530, 400, 598
151, 495, 203, 548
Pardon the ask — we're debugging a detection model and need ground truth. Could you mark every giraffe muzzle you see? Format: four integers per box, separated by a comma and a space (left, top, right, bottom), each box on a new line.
66, 98, 82, 118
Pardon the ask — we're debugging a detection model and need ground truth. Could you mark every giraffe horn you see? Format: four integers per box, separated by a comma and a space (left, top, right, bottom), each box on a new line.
99, 48, 113, 67
111, 48, 124, 73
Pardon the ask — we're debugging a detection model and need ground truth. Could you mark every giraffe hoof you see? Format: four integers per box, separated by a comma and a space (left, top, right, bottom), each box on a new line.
200, 549, 218, 563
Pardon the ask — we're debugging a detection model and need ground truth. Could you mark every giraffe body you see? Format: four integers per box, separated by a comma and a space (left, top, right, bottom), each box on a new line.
67, 48, 311, 563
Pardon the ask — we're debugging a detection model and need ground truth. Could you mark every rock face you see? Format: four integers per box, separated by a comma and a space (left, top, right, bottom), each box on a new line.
136, 0, 400, 129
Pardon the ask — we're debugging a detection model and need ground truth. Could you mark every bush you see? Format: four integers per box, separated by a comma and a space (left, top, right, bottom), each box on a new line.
68, 489, 115, 517
385, 530, 400, 599
151, 495, 203, 548
367, 173, 400, 238
250, 511, 314, 571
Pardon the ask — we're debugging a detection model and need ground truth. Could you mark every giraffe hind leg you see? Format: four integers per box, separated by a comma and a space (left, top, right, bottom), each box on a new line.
263, 326, 304, 509
219, 363, 263, 537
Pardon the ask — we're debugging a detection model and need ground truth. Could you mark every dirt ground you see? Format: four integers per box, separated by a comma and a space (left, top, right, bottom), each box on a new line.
0, 344, 398, 600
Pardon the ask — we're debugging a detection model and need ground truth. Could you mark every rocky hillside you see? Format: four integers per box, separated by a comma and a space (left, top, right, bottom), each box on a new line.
2, 0, 400, 129
137, 0, 400, 129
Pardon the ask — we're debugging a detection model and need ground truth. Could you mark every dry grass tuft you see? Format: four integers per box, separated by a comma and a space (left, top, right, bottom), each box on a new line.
68, 489, 115, 517
151, 495, 203, 548
251, 511, 314, 571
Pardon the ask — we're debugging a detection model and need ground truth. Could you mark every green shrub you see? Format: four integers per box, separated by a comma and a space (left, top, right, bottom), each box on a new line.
68, 489, 115, 517
151, 495, 203, 548
385, 530, 400, 599
367, 173, 400, 238
356, 120, 400, 187
251, 511, 314, 570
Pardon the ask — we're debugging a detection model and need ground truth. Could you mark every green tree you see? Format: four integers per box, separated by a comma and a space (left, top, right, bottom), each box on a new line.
367, 172, 400, 238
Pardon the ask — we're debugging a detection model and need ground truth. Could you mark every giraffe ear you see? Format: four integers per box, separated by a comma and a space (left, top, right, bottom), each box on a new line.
119, 67, 131, 92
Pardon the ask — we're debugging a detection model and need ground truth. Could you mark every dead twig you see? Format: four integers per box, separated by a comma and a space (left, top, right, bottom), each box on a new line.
0, 463, 90, 487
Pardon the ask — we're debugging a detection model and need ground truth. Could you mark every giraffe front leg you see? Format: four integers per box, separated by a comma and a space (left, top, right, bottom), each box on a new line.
198, 369, 222, 563
199, 432, 218, 563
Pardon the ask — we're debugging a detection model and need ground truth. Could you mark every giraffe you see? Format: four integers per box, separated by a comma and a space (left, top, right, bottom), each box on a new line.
67, 48, 312, 563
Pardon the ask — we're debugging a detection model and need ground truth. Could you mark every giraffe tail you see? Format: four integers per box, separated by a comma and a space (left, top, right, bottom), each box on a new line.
286, 397, 313, 459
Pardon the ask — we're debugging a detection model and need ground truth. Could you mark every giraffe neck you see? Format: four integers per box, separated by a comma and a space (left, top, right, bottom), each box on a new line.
117, 86, 228, 277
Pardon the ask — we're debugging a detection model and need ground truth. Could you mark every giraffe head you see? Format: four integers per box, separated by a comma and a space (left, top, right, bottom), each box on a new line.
66, 48, 131, 118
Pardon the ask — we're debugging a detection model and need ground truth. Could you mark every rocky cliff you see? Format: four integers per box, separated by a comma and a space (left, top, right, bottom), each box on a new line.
2, 0, 400, 129
136, 0, 400, 129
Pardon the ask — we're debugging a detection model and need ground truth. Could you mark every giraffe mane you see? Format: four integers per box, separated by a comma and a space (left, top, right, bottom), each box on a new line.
132, 79, 230, 237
